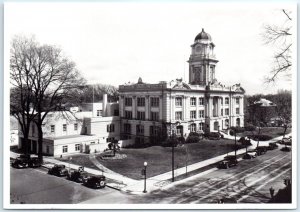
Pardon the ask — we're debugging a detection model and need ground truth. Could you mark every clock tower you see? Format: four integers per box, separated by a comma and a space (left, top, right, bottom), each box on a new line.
188, 28, 219, 85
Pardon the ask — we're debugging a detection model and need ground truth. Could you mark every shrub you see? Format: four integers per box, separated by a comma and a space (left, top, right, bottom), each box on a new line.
244, 125, 256, 131
247, 134, 272, 141
230, 127, 245, 133
204, 132, 220, 140
189, 132, 200, 137
186, 136, 200, 143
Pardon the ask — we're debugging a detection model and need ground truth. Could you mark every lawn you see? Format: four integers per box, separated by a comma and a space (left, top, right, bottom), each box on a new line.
96, 139, 243, 180
237, 127, 291, 140
56, 154, 100, 170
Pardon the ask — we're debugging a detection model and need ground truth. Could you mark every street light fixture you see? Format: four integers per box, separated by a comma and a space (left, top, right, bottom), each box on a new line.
143, 161, 147, 193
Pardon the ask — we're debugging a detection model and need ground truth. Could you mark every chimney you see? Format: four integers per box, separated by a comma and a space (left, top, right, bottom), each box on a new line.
103, 94, 107, 117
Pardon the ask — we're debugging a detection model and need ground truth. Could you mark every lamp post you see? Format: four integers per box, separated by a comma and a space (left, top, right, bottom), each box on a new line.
143, 161, 147, 193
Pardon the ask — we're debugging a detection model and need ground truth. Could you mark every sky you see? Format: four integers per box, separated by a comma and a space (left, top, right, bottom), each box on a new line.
5, 2, 296, 95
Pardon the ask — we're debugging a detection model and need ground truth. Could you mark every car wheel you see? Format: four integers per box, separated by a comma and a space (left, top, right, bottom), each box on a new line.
99, 181, 105, 188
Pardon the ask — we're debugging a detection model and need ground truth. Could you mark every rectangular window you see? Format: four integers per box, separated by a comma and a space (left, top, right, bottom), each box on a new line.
236, 98, 240, 104
221, 109, 223, 116
175, 111, 182, 120
221, 98, 223, 105
199, 97, 204, 105
199, 110, 204, 118
190, 124, 196, 132
75, 144, 80, 151
225, 97, 229, 105
114, 109, 119, 116
74, 123, 78, 131
199, 122, 204, 131
150, 126, 160, 136
124, 123, 131, 133
51, 125, 55, 133
150, 97, 159, 107
125, 97, 132, 106
190, 111, 196, 119
125, 110, 132, 119
175, 97, 182, 107
97, 110, 102, 117
107, 124, 115, 132
62, 145, 68, 153
150, 112, 159, 121
136, 125, 144, 135
190, 97, 196, 106
225, 108, 229, 115
46, 146, 50, 154
63, 124, 67, 132
137, 97, 145, 107
236, 108, 240, 115
137, 111, 145, 120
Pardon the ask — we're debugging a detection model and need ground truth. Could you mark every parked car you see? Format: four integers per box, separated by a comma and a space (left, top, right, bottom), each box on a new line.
255, 146, 267, 156
67, 170, 90, 183
281, 146, 291, 152
267, 143, 278, 150
11, 155, 30, 168
242, 151, 257, 159
238, 137, 252, 146
278, 137, 292, 144
83, 175, 106, 189
48, 164, 69, 177
218, 155, 238, 169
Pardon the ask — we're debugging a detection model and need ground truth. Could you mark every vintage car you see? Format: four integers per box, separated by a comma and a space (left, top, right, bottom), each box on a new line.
12, 155, 42, 169
267, 142, 279, 150
242, 151, 257, 159
83, 175, 106, 189
48, 164, 69, 177
217, 155, 238, 169
255, 146, 267, 156
11, 155, 30, 168
281, 146, 291, 152
67, 170, 90, 183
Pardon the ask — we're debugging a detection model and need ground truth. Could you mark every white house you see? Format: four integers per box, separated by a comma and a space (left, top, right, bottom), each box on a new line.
18, 94, 121, 156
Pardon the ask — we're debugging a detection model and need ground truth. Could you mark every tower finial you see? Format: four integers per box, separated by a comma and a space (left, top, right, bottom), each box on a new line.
202, 28, 204, 32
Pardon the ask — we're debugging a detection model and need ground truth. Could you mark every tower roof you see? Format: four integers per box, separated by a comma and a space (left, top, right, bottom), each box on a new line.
194, 28, 212, 41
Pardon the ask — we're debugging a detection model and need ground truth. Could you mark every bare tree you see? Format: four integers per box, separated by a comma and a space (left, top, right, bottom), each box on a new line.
10, 35, 86, 162
10, 37, 38, 156
262, 9, 292, 83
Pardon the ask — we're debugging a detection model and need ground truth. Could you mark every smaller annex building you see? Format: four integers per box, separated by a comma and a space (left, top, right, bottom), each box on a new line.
18, 94, 121, 157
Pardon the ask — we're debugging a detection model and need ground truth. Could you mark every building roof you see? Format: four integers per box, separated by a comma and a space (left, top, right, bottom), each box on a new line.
194, 28, 212, 41
45, 134, 100, 145
253, 98, 276, 107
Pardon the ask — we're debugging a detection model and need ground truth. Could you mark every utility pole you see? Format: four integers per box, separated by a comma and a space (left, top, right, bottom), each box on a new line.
172, 143, 175, 182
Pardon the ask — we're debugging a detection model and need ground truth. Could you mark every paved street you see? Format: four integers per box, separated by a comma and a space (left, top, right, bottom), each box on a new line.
10, 165, 125, 204
10, 145, 292, 204
125, 147, 292, 204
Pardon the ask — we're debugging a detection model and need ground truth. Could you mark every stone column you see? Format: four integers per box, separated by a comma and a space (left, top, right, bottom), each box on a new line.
120, 96, 124, 117
209, 97, 213, 117
159, 95, 163, 121
183, 96, 189, 120
171, 96, 175, 121
145, 95, 149, 120
132, 96, 136, 119
218, 97, 222, 117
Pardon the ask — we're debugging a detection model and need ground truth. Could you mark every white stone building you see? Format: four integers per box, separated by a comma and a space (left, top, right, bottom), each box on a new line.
18, 94, 120, 156
118, 29, 245, 144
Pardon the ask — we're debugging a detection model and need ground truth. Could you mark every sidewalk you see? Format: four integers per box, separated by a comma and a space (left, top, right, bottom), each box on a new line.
10, 133, 290, 194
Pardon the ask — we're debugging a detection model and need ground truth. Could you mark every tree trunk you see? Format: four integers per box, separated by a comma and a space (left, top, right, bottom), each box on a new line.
37, 116, 44, 163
